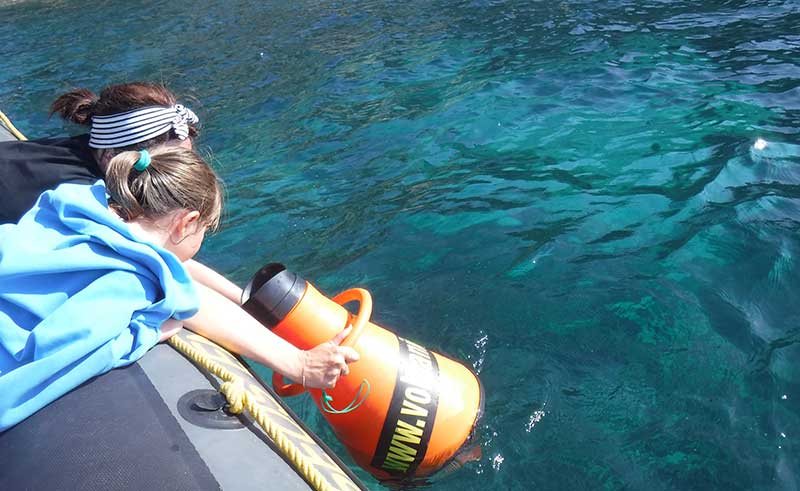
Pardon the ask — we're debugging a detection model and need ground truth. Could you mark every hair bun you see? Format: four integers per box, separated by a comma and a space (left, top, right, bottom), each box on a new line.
49, 88, 99, 126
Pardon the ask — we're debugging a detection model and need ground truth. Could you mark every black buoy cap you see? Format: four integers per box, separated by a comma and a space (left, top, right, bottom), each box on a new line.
242, 263, 307, 328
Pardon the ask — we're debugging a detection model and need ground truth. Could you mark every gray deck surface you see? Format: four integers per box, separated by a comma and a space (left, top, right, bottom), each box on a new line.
139, 344, 313, 491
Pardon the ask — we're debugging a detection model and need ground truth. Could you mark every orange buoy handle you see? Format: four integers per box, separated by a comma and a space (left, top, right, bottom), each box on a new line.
272, 287, 372, 397
331, 288, 372, 348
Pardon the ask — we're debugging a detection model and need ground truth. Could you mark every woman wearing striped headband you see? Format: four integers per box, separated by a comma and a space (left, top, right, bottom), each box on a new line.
2, 83, 199, 219
53, 82, 201, 169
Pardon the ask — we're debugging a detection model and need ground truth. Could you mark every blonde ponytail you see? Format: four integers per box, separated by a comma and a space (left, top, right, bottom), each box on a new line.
104, 146, 222, 229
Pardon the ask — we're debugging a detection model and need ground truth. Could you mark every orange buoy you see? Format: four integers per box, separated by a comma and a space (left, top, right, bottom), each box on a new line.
242, 263, 483, 482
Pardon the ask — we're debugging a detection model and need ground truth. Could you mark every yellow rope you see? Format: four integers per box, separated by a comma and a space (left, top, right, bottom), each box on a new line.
167, 335, 336, 491
0, 110, 28, 141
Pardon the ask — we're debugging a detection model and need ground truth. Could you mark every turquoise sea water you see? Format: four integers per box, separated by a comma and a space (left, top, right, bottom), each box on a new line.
2, 1, 799, 489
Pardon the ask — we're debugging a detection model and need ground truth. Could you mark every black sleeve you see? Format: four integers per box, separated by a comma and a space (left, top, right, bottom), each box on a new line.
0, 135, 102, 224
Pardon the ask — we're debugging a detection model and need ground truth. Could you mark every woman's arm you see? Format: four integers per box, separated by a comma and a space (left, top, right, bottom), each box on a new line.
184, 259, 244, 304
178, 282, 360, 388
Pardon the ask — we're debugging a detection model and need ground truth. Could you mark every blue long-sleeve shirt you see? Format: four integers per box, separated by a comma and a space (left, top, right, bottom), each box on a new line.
0, 181, 199, 430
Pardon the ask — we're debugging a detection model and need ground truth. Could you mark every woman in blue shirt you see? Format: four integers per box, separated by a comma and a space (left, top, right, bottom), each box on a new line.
0, 146, 358, 430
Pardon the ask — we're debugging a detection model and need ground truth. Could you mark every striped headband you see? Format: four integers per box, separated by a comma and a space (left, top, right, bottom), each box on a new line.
88, 104, 199, 149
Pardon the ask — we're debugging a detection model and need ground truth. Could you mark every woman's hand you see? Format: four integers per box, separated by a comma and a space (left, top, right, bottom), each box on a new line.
300, 326, 361, 389
183, 283, 360, 388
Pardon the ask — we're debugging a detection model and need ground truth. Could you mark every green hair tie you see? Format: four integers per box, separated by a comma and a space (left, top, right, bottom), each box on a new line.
134, 150, 151, 171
